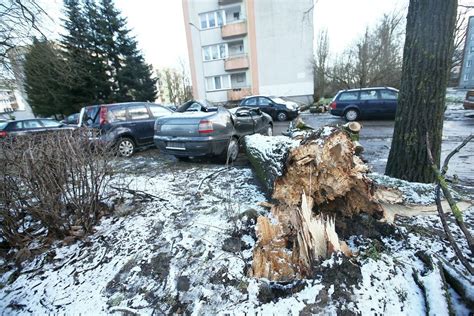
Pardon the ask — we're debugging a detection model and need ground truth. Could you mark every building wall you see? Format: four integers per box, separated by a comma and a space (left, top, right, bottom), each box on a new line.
460, 16, 474, 88
253, 0, 314, 102
183, 0, 314, 104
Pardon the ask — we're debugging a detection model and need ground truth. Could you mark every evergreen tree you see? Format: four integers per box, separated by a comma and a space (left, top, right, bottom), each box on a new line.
24, 39, 71, 117
97, 0, 157, 102
61, 0, 98, 109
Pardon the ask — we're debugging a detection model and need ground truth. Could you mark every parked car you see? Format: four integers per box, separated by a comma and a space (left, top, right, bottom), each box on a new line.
463, 90, 474, 110
239, 95, 299, 121
79, 102, 173, 157
154, 100, 273, 162
329, 87, 399, 121
62, 113, 80, 125
0, 118, 73, 139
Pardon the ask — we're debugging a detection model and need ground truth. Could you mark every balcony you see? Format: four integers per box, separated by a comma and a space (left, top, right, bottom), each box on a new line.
218, 0, 241, 4
225, 54, 249, 71
228, 87, 252, 101
221, 21, 247, 39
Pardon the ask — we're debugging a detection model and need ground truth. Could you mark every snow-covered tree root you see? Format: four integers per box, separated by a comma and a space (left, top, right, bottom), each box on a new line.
245, 126, 384, 281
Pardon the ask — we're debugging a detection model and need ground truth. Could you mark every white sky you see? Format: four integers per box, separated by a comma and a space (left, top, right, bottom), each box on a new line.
41, 0, 411, 70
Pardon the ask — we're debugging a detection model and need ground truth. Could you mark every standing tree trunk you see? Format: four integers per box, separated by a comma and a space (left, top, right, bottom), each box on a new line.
385, 0, 457, 183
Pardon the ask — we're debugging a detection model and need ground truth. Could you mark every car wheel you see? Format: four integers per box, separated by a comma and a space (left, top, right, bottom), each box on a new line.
117, 137, 135, 157
265, 125, 273, 136
344, 109, 359, 121
276, 111, 288, 121
222, 137, 239, 163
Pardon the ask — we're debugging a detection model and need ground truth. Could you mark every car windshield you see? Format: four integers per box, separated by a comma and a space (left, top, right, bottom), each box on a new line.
0, 122, 7, 130
270, 97, 286, 103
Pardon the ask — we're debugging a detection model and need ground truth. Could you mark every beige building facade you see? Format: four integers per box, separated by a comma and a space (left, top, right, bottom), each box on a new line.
182, 0, 314, 104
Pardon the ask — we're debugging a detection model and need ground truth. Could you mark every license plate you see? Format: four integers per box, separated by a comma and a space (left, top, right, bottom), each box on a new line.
166, 142, 185, 150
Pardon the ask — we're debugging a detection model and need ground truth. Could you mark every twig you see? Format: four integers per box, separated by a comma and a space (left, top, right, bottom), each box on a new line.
441, 134, 473, 176
109, 306, 142, 315
75, 247, 108, 274
110, 185, 168, 202
426, 133, 473, 274
196, 167, 228, 192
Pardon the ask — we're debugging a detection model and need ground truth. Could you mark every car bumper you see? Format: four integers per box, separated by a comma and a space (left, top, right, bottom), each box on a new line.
330, 109, 343, 116
154, 135, 229, 157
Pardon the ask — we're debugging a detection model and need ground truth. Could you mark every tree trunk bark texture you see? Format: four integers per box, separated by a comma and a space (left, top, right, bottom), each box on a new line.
385, 0, 457, 183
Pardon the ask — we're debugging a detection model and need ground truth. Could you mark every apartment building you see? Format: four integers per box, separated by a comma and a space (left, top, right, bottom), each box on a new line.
460, 16, 474, 88
182, 0, 314, 104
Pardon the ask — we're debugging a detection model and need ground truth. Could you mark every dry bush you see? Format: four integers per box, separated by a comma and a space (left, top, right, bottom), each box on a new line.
0, 129, 113, 248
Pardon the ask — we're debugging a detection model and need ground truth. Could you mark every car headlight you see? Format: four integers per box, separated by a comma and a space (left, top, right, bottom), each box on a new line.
285, 104, 295, 110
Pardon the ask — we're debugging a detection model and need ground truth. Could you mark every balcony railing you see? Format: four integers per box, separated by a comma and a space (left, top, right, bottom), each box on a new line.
224, 54, 249, 71
227, 87, 252, 101
221, 21, 247, 39
218, 0, 242, 4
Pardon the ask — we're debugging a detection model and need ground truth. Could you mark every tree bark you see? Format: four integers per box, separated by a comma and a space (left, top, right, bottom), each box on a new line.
385, 0, 457, 183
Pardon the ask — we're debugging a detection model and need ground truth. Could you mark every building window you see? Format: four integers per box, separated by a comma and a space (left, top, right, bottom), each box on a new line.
467, 60, 472, 68
199, 11, 226, 30
202, 44, 228, 61
206, 75, 231, 91
465, 74, 470, 81
471, 46, 474, 53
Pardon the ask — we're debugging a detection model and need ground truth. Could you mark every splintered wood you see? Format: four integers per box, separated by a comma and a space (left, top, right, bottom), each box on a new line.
249, 129, 382, 281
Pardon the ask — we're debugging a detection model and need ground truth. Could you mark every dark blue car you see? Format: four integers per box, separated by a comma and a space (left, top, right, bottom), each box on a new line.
79, 102, 173, 157
329, 87, 399, 121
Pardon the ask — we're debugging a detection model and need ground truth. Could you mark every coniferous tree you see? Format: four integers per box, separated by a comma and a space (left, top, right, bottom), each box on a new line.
24, 39, 71, 117
61, 0, 97, 109
97, 0, 157, 102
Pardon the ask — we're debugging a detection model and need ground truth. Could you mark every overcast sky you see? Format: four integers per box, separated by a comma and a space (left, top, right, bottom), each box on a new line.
42, 0, 411, 69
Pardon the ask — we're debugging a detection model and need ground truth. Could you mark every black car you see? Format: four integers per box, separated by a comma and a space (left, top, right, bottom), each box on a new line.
329, 87, 399, 121
239, 96, 299, 121
79, 102, 173, 157
0, 118, 72, 139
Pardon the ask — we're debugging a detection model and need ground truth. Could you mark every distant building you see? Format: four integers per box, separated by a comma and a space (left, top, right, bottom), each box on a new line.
182, 0, 314, 104
459, 16, 474, 88
0, 46, 35, 120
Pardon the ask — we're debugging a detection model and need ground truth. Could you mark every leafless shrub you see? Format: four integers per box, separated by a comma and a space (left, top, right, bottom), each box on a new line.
0, 129, 113, 248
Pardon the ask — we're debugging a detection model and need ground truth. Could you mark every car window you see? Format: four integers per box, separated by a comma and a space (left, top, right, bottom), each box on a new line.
360, 90, 379, 100
0, 122, 8, 130
259, 98, 271, 106
23, 120, 43, 129
380, 90, 398, 100
127, 105, 150, 120
186, 102, 202, 112
8, 122, 23, 130
250, 108, 262, 116
149, 105, 171, 117
41, 119, 61, 127
339, 92, 359, 101
108, 107, 127, 122
244, 98, 257, 106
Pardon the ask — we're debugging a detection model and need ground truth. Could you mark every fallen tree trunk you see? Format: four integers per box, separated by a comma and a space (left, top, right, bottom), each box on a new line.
245, 126, 382, 280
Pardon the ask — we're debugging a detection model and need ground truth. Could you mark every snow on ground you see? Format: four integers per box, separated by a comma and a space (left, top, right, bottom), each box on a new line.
0, 152, 473, 315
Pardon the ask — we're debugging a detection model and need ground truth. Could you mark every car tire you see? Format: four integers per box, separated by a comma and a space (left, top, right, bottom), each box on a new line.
276, 111, 288, 121
265, 124, 273, 136
221, 137, 239, 163
344, 109, 359, 121
117, 137, 135, 157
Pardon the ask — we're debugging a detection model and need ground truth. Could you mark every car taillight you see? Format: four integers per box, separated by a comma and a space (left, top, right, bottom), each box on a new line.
99, 107, 108, 125
198, 120, 214, 134
0, 131, 7, 138
330, 101, 337, 109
